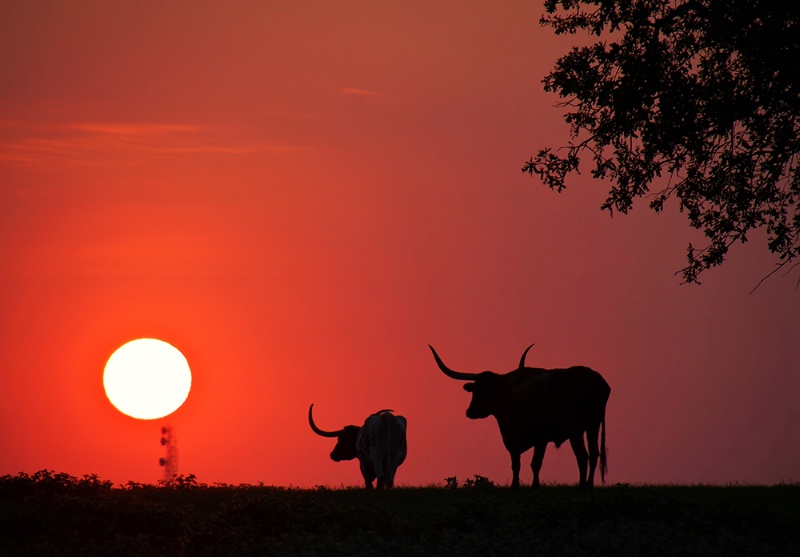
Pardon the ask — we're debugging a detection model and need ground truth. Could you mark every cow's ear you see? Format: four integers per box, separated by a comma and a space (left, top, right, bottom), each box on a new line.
463, 383, 475, 392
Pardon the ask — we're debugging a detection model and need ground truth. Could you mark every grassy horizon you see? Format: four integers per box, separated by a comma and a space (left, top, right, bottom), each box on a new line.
2, 470, 799, 556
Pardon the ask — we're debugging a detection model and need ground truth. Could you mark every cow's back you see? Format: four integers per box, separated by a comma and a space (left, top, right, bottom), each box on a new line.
357, 411, 407, 488
499, 366, 609, 449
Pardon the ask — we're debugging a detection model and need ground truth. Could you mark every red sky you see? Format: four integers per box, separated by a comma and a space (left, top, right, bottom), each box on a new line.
2, 1, 799, 488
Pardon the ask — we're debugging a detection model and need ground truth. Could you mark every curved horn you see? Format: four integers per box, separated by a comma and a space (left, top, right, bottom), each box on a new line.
518, 343, 535, 368
308, 404, 344, 438
428, 345, 480, 381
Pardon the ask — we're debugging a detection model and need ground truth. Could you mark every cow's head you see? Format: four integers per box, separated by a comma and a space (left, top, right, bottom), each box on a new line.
308, 404, 360, 461
461, 372, 504, 419
429, 344, 534, 419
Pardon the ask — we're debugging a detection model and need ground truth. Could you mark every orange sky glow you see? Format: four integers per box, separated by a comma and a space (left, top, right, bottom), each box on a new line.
2, 1, 799, 488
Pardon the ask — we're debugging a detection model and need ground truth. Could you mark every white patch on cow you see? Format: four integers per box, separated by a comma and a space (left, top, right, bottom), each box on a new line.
356, 410, 407, 489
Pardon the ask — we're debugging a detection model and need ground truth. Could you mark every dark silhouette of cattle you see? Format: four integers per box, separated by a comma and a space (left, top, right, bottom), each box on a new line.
308, 404, 407, 489
429, 344, 610, 489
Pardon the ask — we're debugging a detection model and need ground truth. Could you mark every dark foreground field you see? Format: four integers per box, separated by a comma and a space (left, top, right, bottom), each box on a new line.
2, 472, 799, 556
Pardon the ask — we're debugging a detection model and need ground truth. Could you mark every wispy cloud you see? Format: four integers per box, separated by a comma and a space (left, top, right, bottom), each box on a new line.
66, 122, 202, 136
339, 87, 381, 98
8, 230, 245, 277
0, 120, 298, 165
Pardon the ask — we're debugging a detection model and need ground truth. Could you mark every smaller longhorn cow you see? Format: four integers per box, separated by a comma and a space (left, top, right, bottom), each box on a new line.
308, 404, 407, 489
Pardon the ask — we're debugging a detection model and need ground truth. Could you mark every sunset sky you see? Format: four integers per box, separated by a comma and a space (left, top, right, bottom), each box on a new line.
2, 1, 799, 488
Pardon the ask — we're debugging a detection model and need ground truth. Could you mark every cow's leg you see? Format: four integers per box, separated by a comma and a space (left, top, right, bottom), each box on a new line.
383, 462, 397, 489
376, 452, 393, 490
510, 452, 522, 489
360, 461, 376, 490
569, 434, 589, 490
530, 443, 547, 489
585, 421, 601, 488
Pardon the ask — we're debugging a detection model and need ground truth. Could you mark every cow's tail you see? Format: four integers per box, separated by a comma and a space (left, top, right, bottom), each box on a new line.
599, 415, 608, 484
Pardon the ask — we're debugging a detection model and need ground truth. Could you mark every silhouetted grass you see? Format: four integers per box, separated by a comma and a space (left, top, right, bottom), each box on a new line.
1, 471, 798, 556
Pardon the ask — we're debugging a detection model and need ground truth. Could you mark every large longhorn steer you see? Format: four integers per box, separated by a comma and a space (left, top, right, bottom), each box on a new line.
308, 404, 407, 489
429, 344, 610, 489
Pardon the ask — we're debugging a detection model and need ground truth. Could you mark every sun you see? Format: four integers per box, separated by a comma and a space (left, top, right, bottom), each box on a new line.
103, 338, 192, 420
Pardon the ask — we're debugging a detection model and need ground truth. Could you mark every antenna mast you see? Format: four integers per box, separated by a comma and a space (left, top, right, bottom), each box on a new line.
159, 425, 179, 482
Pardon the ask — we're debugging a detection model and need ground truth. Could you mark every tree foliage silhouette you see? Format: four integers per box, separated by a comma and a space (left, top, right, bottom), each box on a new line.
523, 0, 800, 285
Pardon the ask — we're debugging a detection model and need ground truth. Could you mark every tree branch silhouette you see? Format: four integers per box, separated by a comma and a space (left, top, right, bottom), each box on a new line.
525, 0, 800, 286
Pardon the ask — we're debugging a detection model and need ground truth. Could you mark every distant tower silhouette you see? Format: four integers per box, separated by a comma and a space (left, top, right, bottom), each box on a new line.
159, 425, 179, 481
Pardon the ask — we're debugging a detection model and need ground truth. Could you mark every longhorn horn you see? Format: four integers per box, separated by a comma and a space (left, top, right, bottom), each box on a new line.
518, 343, 535, 368
429, 345, 480, 381
308, 404, 344, 438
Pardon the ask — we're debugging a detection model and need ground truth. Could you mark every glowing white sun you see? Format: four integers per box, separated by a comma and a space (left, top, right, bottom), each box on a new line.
103, 338, 192, 420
